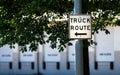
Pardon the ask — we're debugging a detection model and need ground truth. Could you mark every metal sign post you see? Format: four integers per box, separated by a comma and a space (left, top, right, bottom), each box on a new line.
69, 0, 91, 75
74, 0, 83, 75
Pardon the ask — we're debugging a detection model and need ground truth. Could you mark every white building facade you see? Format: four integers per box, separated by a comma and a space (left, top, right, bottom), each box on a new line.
0, 26, 120, 75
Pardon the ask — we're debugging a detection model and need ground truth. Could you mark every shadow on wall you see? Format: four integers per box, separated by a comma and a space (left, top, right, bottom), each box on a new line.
33, 73, 43, 75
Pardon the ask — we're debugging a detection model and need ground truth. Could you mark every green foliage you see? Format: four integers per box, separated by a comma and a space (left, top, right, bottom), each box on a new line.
83, 1, 120, 34
0, 0, 120, 52
0, 0, 73, 52
46, 21, 71, 52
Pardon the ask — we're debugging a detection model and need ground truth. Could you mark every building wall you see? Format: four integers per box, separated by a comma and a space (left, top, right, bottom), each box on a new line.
0, 26, 120, 75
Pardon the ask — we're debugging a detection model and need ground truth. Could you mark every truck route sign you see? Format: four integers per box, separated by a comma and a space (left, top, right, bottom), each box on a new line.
69, 15, 91, 39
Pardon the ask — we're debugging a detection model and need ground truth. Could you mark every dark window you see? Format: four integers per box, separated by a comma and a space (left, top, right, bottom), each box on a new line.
94, 61, 98, 70
43, 62, 46, 70
56, 62, 60, 70
67, 62, 70, 70
18, 62, 21, 69
110, 62, 114, 70
31, 62, 34, 70
9, 62, 12, 69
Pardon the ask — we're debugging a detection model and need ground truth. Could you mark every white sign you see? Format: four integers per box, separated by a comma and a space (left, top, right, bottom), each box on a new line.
44, 43, 60, 62
69, 15, 91, 39
20, 52, 36, 62
114, 26, 120, 51
96, 27, 114, 62
20, 45, 36, 62
0, 45, 13, 62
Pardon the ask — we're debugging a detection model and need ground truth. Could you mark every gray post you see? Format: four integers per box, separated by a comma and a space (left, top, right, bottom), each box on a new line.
74, 0, 84, 75
74, 0, 81, 14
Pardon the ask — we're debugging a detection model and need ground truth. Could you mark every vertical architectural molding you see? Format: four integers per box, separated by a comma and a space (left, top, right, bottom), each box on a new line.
38, 44, 44, 75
